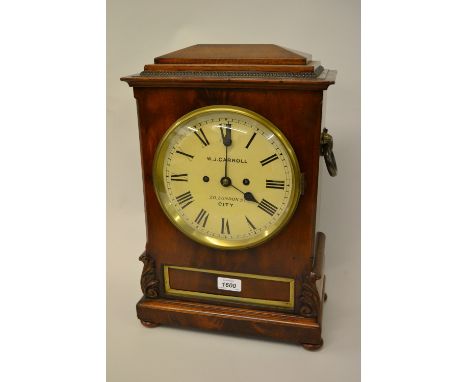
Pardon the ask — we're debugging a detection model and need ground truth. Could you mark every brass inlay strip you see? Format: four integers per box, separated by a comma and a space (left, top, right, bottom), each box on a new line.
164, 265, 294, 309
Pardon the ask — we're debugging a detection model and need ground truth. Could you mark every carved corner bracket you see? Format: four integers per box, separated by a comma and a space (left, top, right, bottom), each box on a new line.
139, 251, 160, 298
298, 272, 322, 318
299, 232, 326, 318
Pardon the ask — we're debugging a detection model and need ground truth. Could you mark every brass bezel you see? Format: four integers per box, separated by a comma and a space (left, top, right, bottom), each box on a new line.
152, 105, 301, 250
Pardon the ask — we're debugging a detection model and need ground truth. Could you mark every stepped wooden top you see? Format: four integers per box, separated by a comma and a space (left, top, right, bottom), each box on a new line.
121, 44, 336, 89
154, 44, 310, 65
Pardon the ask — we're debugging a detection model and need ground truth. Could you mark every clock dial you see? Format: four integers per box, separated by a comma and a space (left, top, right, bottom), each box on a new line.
153, 106, 301, 249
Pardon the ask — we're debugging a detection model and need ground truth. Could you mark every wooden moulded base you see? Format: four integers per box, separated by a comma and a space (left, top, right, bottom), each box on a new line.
136, 297, 323, 350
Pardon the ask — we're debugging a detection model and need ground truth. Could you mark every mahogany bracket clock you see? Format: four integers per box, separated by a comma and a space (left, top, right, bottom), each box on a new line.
121, 44, 337, 350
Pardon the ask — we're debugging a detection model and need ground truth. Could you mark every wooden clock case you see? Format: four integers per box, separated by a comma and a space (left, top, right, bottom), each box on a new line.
121, 44, 336, 350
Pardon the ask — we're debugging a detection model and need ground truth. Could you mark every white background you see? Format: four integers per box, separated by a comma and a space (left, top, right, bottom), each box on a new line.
1, 1, 468, 382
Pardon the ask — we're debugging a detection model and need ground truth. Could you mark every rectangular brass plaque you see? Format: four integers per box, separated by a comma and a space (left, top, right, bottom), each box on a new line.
163, 265, 295, 309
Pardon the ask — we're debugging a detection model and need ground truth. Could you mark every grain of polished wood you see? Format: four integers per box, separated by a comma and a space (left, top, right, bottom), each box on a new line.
121, 44, 336, 349
153, 44, 309, 65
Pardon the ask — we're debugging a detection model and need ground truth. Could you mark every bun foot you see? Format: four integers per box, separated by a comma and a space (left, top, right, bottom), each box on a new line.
140, 320, 160, 328
302, 339, 323, 351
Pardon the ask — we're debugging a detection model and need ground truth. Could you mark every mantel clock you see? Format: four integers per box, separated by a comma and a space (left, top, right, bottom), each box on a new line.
121, 44, 337, 350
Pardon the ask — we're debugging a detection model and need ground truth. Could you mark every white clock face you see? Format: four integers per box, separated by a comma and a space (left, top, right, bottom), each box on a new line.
153, 106, 300, 249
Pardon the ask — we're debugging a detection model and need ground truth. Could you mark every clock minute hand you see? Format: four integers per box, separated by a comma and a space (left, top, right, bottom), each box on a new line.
220, 123, 232, 146
224, 145, 228, 178
221, 123, 232, 179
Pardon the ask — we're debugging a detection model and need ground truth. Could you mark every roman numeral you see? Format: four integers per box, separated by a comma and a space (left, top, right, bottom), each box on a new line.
170, 173, 188, 182
175, 191, 194, 209
176, 150, 194, 159
220, 123, 231, 137
194, 208, 209, 227
194, 128, 210, 146
258, 199, 278, 216
260, 153, 279, 166
245, 132, 256, 149
221, 218, 230, 235
265, 179, 285, 189
245, 216, 256, 230
220, 123, 232, 146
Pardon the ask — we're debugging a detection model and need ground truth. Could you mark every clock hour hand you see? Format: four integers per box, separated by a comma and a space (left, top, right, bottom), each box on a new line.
230, 183, 259, 203
220, 123, 232, 146
244, 191, 259, 203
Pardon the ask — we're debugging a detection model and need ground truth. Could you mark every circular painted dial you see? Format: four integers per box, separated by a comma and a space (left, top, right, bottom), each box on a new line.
153, 106, 300, 249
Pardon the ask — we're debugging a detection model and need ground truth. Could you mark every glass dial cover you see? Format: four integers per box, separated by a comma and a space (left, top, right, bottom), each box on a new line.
153, 105, 301, 250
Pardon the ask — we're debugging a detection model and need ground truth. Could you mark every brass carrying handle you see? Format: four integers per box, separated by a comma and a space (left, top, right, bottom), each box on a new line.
320, 128, 338, 177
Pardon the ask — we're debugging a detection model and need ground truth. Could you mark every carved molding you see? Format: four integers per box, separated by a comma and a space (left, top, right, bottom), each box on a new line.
298, 272, 321, 318
139, 66, 325, 79
139, 251, 159, 298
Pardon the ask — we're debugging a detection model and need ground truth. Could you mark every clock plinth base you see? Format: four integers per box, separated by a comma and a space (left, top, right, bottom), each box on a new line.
136, 297, 323, 349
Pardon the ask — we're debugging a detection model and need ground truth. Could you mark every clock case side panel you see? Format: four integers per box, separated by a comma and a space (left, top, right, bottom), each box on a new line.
132, 86, 324, 314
